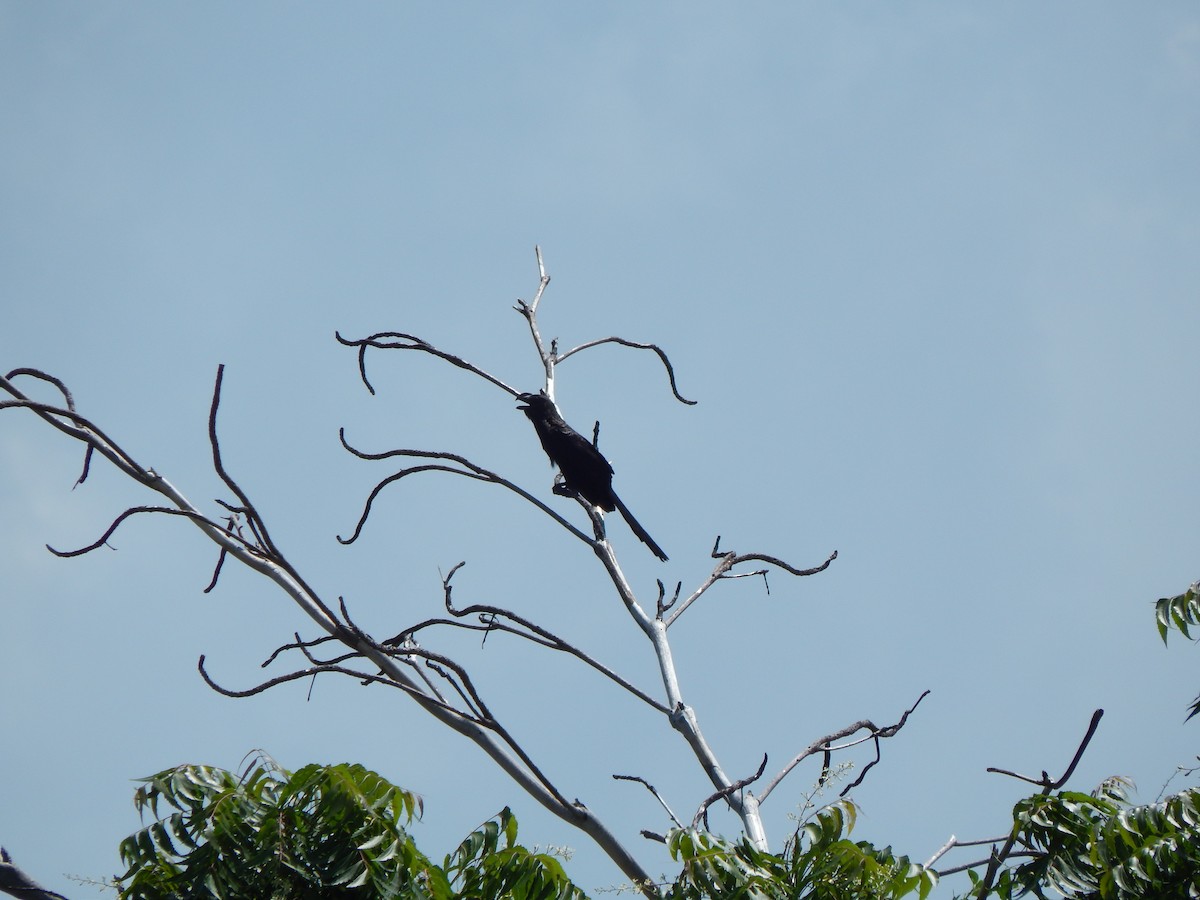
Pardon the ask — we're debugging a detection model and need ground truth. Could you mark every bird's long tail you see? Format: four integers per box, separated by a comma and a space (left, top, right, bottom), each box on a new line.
612, 494, 669, 561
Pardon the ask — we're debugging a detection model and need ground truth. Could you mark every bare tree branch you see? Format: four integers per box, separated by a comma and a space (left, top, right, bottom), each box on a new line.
3, 254, 871, 898
1, 366, 659, 896
943, 709, 1105, 895
758, 690, 930, 804
555, 336, 697, 406
693, 754, 769, 830
415, 563, 673, 713
513, 245, 555, 392
45, 506, 263, 558
334, 330, 519, 398
0, 396, 147, 480
663, 537, 837, 628
613, 773, 684, 830
985, 707, 1104, 791
336, 429, 594, 548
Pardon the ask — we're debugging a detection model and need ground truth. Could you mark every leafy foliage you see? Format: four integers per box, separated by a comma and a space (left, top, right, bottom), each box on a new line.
967, 778, 1200, 900
116, 754, 585, 900
665, 800, 936, 900
1155, 581, 1200, 720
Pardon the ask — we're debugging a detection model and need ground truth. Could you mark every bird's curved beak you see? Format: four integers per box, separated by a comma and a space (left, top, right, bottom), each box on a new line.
516, 392, 534, 410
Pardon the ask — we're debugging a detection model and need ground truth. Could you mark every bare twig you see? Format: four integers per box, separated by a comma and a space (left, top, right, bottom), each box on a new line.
431, 564, 672, 713
334, 330, 519, 397
555, 336, 697, 406
0, 397, 147, 479
513, 246, 555, 391
46, 506, 262, 558
3, 368, 92, 487
2, 358, 660, 896
963, 709, 1105, 897
985, 708, 1104, 791
758, 690, 930, 804
663, 537, 837, 628
655, 579, 683, 617
693, 755, 769, 830
925, 834, 1016, 874
614, 774, 683, 829
336, 430, 593, 548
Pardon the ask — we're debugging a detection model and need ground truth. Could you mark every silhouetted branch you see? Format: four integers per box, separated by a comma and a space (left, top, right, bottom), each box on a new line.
414, 563, 673, 713
758, 690, 930, 804
337, 429, 592, 547
46, 506, 260, 558
5, 368, 76, 409
3, 353, 660, 896
262, 632, 343, 668
614, 774, 683, 829
985, 708, 1104, 790
945, 709, 1105, 895
655, 579, 683, 616
334, 330, 518, 397
0, 396, 146, 479
928, 835, 1029, 876
664, 537, 837, 627
198, 654, 396, 699
3, 369, 92, 487
693, 755, 769, 829
556, 336, 697, 406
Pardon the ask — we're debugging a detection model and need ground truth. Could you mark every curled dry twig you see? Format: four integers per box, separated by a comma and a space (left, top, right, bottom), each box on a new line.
46, 506, 264, 558
327, 253, 852, 854
3, 362, 662, 894
335, 429, 592, 548
3, 249, 859, 896
339, 247, 695, 409
389, 563, 672, 714
757, 690, 931, 805
555, 336, 697, 406
662, 537, 838, 628
613, 774, 684, 833
334, 330, 520, 398
694, 755, 770, 830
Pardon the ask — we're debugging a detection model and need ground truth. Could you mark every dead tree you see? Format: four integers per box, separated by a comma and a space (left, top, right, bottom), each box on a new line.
1, 248, 928, 895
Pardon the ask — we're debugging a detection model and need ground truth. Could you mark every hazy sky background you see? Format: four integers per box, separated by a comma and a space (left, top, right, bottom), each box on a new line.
2, 4, 1199, 896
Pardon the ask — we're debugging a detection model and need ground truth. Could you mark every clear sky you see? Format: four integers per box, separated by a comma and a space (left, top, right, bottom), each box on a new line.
2, 3, 1198, 896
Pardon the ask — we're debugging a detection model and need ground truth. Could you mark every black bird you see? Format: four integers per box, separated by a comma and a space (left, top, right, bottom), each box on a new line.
517, 390, 668, 561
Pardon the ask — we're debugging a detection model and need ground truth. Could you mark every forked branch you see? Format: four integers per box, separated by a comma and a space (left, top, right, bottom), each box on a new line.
555, 336, 697, 406
335, 429, 592, 548
663, 537, 838, 627
390, 563, 672, 714
933, 708, 1105, 894
334, 330, 519, 398
1, 364, 658, 895
758, 690, 931, 804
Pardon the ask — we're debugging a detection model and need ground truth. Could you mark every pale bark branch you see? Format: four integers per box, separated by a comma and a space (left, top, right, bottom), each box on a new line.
0, 365, 657, 896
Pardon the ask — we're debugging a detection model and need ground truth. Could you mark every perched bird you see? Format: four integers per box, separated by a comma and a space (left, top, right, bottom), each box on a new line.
517, 390, 668, 561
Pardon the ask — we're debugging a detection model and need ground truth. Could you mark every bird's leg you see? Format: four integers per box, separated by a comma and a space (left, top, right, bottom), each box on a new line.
551, 472, 576, 499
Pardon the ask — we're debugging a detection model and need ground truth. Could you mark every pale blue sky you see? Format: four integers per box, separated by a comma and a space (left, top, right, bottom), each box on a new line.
2, 3, 1199, 896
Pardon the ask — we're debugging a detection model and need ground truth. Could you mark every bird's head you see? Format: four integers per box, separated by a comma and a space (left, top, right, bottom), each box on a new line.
516, 390, 555, 417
